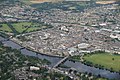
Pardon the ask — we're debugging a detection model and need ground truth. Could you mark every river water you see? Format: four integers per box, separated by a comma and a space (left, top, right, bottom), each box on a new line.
0, 36, 120, 80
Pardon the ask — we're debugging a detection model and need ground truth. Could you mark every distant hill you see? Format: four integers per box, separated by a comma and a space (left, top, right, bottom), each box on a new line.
29, 0, 63, 3
95, 0, 119, 4
27, 0, 119, 4
0, 0, 4, 1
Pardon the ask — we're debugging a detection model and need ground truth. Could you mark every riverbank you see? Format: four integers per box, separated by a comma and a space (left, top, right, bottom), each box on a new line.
69, 51, 120, 73
0, 36, 120, 80
83, 52, 120, 72
0, 42, 51, 80
11, 37, 64, 58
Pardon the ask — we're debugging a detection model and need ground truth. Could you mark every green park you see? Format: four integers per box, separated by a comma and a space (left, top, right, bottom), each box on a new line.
0, 22, 52, 35
83, 52, 120, 72
70, 52, 120, 72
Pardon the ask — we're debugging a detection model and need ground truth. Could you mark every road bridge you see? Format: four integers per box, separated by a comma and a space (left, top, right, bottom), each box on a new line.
53, 56, 69, 68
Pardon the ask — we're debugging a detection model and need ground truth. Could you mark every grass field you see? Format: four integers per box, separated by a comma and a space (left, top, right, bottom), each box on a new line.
0, 24, 12, 32
11, 22, 44, 33
83, 52, 120, 72
0, 22, 50, 35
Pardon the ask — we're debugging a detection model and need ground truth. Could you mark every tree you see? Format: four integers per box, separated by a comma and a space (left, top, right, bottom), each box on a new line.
112, 58, 114, 61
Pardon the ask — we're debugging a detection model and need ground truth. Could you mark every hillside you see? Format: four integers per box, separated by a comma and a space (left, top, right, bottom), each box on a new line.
30, 0, 63, 3
96, 0, 118, 4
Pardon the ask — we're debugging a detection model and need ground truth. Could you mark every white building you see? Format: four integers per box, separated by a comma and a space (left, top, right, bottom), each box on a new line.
78, 43, 90, 49
30, 66, 40, 71
110, 34, 120, 40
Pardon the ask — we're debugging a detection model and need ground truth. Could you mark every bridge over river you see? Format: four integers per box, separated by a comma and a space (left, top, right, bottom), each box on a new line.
0, 36, 120, 80
53, 56, 69, 68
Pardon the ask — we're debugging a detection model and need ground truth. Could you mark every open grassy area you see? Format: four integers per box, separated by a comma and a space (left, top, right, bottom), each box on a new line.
0, 24, 12, 33
12, 22, 48, 33
12, 22, 38, 33
83, 52, 120, 72
0, 22, 51, 35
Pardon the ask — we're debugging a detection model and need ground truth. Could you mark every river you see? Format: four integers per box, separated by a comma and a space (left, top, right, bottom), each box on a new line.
0, 36, 120, 80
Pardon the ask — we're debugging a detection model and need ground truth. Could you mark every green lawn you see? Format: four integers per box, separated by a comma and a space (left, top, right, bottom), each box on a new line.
0, 24, 12, 32
12, 22, 32, 33
11, 22, 42, 33
0, 22, 51, 35
83, 53, 120, 72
